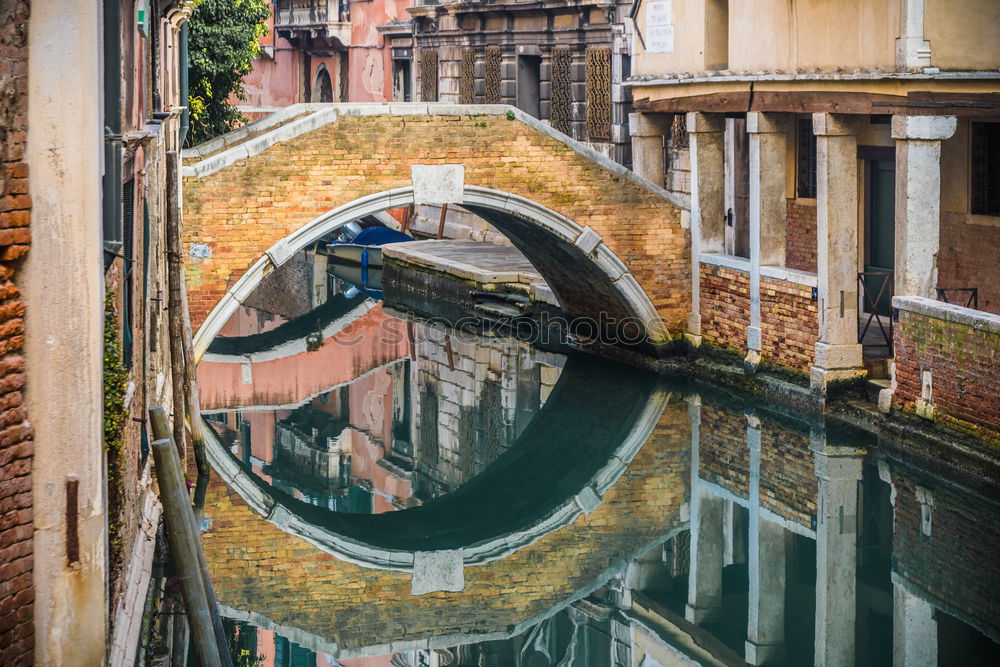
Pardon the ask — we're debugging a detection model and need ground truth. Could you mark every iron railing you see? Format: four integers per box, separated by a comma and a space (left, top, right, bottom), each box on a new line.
858, 270, 893, 348
936, 287, 979, 310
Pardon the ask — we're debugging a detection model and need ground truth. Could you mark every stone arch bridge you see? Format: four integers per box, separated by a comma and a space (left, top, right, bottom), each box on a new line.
182, 103, 690, 360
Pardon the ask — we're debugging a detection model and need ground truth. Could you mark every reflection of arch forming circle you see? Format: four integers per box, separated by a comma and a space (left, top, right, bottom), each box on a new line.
202, 356, 673, 571
192, 186, 670, 362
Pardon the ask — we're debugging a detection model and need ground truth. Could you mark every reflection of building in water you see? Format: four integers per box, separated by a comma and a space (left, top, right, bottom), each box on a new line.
408, 319, 565, 502
201, 301, 566, 514
411, 395, 999, 666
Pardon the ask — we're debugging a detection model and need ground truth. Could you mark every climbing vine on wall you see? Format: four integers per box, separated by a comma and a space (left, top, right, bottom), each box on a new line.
104, 296, 127, 456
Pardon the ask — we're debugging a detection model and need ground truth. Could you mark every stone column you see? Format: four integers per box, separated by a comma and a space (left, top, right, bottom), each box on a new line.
892, 575, 938, 667
629, 112, 671, 187
685, 394, 725, 624
892, 115, 957, 300
686, 112, 726, 345
811, 113, 864, 393
746, 112, 789, 370
812, 428, 864, 667
746, 414, 787, 665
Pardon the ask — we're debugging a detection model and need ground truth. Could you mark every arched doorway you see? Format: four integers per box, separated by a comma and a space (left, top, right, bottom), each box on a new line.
312, 65, 333, 103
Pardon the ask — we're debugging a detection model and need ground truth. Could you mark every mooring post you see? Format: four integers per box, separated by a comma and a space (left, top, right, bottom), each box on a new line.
150, 436, 221, 667
437, 203, 449, 239
150, 407, 234, 667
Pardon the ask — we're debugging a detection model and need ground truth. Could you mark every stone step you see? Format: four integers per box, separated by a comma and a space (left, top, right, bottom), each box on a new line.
863, 355, 891, 380
865, 378, 891, 404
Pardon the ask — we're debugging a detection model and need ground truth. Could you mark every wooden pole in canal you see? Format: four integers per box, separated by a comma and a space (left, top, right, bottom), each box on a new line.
437, 203, 449, 239
150, 407, 234, 667
150, 432, 220, 667
165, 152, 188, 463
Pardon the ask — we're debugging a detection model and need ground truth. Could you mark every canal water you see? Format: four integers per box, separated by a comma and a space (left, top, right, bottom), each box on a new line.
197, 248, 1000, 666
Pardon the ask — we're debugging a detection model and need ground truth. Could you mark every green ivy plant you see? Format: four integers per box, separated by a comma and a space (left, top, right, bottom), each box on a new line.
104, 296, 128, 456
186, 0, 271, 146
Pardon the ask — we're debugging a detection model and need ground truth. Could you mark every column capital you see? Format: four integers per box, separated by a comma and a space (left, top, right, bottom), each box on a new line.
686, 111, 725, 134
629, 111, 671, 138
812, 112, 858, 137
891, 114, 957, 141
746, 111, 789, 134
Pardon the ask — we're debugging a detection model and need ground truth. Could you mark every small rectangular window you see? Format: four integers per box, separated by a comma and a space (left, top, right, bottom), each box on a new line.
971, 122, 1000, 216
797, 117, 817, 199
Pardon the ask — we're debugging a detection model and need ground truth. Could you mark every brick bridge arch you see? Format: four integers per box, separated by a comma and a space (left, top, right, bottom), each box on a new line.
182, 104, 690, 361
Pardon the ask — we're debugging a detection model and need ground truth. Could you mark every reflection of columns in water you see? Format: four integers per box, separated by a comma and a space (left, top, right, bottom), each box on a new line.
745, 412, 787, 665
892, 573, 938, 667
812, 426, 864, 667
685, 395, 724, 625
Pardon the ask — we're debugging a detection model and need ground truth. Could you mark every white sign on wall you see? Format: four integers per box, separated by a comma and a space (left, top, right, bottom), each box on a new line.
645, 0, 675, 53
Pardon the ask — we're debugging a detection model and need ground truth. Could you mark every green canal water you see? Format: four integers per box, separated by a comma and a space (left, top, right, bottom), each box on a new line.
197, 253, 1000, 667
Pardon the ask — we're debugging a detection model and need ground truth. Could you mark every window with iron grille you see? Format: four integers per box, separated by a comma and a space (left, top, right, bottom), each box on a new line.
585, 48, 612, 141
797, 117, 817, 199
550, 48, 572, 135
460, 49, 475, 104
971, 121, 1000, 216
419, 49, 438, 102
484, 47, 502, 105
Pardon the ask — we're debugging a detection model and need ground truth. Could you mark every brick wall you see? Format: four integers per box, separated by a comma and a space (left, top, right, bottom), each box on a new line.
183, 112, 690, 337
760, 275, 818, 372
785, 199, 817, 274
890, 468, 1000, 641
699, 263, 750, 356
759, 425, 816, 528
0, 0, 33, 662
893, 299, 1000, 441
698, 402, 817, 529
938, 212, 1000, 315
699, 403, 749, 498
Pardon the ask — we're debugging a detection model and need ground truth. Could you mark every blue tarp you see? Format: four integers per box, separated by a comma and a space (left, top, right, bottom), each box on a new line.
339, 226, 413, 246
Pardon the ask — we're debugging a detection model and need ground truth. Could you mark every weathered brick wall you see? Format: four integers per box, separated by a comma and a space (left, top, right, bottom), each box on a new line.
760, 276, 818, 372
938, 212, 1000, 315
785, 199, 817, 274
183, 112, 690, 336
699, 402, 816, 528
698, 402, 749, 498
759, 425, 815, 527
699, 263, 750, 357
201, 402, 690, 651
890, 468, 1000, 641
0, 0, 33, 662
894, 304, 1000, 441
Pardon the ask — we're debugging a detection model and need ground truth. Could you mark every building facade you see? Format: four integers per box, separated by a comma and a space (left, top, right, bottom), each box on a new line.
0, 1, 196, 664
627, 0, 1000, 429
238, 0, 415, 120
403, 0, 635, 165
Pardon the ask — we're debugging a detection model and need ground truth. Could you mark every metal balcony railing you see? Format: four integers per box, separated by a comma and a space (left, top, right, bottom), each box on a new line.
275, 0, 350, 31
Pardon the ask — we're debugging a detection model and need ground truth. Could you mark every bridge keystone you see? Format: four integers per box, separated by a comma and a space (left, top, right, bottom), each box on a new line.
411, 164, 465, 205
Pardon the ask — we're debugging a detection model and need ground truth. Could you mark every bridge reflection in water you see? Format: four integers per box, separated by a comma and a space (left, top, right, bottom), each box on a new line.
197, 259, 1000, 667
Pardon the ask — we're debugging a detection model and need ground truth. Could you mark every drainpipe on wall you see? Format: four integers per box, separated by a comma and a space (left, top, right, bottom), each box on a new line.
103, 0, 123, 266
180, 21, 190, 146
